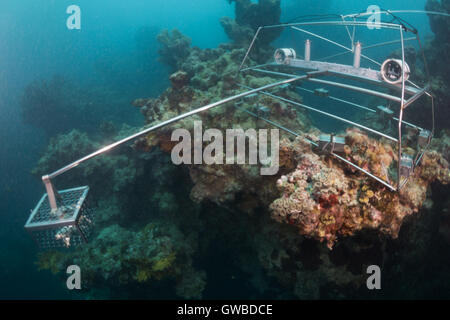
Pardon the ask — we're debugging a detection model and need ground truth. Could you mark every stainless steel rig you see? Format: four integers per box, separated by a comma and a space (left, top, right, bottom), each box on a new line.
25, 11, 441, 248
237, 18, 434, 192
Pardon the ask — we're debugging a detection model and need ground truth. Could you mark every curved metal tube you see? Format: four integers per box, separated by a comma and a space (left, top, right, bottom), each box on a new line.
47, 75, 307, 180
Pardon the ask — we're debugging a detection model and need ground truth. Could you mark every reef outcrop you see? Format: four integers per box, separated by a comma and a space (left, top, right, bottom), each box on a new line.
33, 128, 208, 299
132, 41, 310, 209
271, 131, 449, 249
132, 18, 450, 251
157, 29, 192, 71
220, 0, 282, 62
221, 0, 281, 45
38, 222, 206, 299
32, 1, 450, 299
134, 24, 450, 251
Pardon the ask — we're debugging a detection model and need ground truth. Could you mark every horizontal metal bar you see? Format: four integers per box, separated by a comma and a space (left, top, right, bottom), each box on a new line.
295, 86, 377, 113
392, 117, 424, 131
239, 84, 398, 142
307, 78, 402, 103
246, 64, 420, 97
234, 104, 318, 147
343, 10, 450, 19
296, 86, 425, 130
326, 70, 419, 96
288, 58, 381, 80
241, 69, 426, 132
363, 37, 416, 50
296, 86, 423, 130
240, 63, 275, 72
319, 50, 352, 62
261, 20, 403, 30
307, 70, 329, 77
241, 67, 327, 81
48, 76, 307, 179
248, 68, 302, 78
25, 219, 77, 231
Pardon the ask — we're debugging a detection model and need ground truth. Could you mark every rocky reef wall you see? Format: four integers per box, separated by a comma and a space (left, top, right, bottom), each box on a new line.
33, 2, 450, 299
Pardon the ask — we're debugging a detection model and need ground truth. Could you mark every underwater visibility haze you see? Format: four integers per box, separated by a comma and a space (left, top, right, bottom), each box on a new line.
1, 0, 450, 300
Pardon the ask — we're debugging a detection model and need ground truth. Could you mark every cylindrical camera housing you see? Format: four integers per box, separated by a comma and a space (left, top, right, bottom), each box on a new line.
274, 48, 296, 65
380, 59, 410, 84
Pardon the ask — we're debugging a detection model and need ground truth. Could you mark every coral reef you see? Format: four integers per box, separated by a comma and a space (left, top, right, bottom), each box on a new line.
157, 29, 192, 71
270, 130, 449, 249
220, 17, 255, 48
132, 45, 310, 209
32, 2, 450, 299
133, 23, 450, 251
221, 0, 282, 49
32, 129, 144, 202
33, 122, 209, 299
37, 222, 205, 298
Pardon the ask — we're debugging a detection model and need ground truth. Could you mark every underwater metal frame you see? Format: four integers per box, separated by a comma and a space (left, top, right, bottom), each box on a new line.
238, 18, 435, 192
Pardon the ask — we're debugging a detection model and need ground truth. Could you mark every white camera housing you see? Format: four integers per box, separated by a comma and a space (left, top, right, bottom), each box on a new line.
380, 59, 410, 84
274, 48, 296, 65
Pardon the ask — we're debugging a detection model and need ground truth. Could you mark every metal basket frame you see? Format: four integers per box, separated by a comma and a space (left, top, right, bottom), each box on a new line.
25, 186, 91, 248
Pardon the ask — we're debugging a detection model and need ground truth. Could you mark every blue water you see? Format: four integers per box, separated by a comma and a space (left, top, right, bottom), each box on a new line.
0, 0, 437, 299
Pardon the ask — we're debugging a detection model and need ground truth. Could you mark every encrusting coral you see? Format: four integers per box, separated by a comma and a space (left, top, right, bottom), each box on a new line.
270, 131, 449, 249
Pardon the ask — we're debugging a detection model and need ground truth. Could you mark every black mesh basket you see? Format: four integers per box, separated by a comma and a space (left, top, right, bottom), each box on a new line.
24, 186, 93, 248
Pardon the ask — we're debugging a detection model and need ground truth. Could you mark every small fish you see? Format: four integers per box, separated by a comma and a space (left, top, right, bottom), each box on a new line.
377, 105, 393, 115
257, 105, 271, 115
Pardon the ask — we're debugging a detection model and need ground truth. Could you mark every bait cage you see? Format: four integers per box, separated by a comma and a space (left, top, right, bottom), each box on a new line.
25, 185, 93, 248
25, 13, 435, 248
